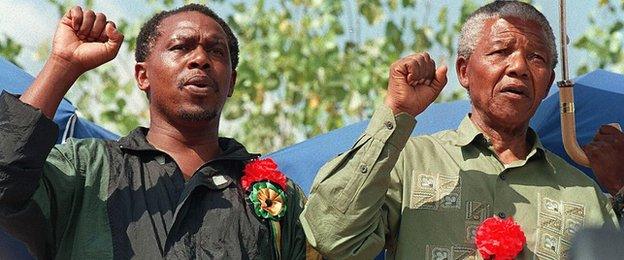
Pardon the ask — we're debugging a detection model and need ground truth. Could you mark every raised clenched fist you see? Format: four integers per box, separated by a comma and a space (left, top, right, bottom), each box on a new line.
384, 52, 448, 116
51, 6, 124, 73
584, 124, 624, 196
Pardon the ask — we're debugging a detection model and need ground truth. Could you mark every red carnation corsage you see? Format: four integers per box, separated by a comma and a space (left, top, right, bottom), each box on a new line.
242, 158, 288, 220
475, 216, 526, 260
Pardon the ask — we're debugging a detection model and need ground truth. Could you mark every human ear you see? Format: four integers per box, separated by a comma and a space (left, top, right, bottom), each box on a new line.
456, 56, 470, 91
135, 62, 150, 93
227, 70, 237, 97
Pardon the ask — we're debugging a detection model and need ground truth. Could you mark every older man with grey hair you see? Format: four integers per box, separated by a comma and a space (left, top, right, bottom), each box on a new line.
300, 1, 620, 259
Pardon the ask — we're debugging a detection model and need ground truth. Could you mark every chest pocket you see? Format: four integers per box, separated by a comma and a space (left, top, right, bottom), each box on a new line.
407, 172, 485, 245
535, 195, 586, 259
409, 172, 462, 211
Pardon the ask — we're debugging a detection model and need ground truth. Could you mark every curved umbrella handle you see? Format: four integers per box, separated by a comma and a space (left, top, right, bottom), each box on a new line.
558, 80, 590, 167
559, 80, 622, 168
557, 0, 591, 167
557, 0, 622, 167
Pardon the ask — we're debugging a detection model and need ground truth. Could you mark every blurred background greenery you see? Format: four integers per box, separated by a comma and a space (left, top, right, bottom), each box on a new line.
1, 0, 623, 154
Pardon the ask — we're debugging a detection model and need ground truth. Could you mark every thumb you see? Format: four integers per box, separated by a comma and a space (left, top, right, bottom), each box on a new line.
599, 124, 622, 135
104, 22, 124, 52
432, 65, 448, 91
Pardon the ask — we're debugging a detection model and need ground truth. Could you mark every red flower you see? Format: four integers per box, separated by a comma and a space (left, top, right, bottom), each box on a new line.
241, 158, 287, 191
475, 216, 526, 260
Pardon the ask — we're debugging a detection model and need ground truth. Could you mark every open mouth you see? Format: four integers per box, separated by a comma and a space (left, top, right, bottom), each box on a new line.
500, 84, 529, 98
182, 75, 217, 95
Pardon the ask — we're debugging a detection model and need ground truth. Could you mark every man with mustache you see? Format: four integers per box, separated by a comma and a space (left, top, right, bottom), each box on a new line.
0, 4, 313, 259
301, 1, 621, 259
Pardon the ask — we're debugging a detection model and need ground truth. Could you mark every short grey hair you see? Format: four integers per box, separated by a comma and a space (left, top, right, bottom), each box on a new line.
457, 0, 558, 68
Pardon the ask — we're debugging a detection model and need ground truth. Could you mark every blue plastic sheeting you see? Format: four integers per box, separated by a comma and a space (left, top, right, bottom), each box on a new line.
0, 57, 118, 143
267, 69, 624, 195
533, 69, 624, 177
1, 53, 623, 258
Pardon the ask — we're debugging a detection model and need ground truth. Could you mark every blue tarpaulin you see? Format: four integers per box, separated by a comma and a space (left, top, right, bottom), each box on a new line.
0, 57, 118, 259
0, 58, 119, 142
267, 69, 624, 194
1, 53, 623, 258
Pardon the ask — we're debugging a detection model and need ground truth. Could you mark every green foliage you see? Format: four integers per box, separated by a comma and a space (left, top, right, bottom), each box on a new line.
223, 0, 472, 152
0, 35, 22, 68
3, 0, 623, 154
46, 0, 94, 15
574, 1, 624, 75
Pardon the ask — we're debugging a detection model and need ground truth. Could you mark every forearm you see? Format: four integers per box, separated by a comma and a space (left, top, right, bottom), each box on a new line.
0, 92, 58, 207
19, 56, 82, 119
300, 105, 414, 258
0, 91, 59, 257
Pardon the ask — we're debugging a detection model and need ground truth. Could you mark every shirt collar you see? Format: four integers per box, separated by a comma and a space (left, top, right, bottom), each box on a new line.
118, 127, 259, 162
454, 115, 484, 147
453, 115, 548, 159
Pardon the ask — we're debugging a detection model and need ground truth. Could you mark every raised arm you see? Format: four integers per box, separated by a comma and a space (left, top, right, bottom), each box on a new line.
20, 6, 123, 119
300, 53, 447, 258
0, 6, 123, 258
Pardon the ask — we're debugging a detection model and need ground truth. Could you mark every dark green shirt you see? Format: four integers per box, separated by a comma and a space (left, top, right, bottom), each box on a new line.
0, 92, 308, 259
301, 105, 619, 259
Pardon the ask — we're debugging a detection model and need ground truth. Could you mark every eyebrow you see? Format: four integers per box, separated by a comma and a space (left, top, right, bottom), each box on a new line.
169, 33, 228, 45
489, 38, 515, 45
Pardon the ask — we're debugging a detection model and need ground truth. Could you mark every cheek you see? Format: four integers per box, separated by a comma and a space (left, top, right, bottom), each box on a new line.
532, 69, 553, 98
468, 60, 502, 84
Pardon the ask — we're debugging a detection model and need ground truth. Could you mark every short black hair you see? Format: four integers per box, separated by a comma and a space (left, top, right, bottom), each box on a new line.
135, 3, 239, 70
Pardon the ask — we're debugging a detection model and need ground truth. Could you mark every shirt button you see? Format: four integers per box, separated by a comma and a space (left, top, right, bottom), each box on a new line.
359, 164, 368, 173
498, 212, 507, 219
499, 174, 507, 180
384, 121, 394, 130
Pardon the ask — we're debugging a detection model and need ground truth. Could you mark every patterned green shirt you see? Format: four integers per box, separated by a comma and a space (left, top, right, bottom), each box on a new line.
301, 105, 619, 260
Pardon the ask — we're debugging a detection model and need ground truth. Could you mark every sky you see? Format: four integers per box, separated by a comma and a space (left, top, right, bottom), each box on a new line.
0, 0, 611, 91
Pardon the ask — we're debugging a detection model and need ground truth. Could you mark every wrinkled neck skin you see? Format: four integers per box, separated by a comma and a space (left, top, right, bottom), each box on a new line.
470, 109, 531, 164
146, 110, 222, 178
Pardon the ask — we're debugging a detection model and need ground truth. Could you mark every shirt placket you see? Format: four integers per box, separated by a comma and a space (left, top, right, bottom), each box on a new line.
481, 140, 515, 220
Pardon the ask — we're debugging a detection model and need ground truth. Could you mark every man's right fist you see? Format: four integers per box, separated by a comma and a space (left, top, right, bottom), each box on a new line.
384, 52, 448, 117
584, 124, 624, 196
52, 6, 124, 73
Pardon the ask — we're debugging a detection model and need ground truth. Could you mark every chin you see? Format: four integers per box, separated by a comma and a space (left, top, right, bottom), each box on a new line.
490, 110, 531, 128
177, 107, 218, 122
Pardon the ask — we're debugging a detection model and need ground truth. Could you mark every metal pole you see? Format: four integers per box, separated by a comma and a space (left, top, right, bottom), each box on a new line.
559, 0, 569, 81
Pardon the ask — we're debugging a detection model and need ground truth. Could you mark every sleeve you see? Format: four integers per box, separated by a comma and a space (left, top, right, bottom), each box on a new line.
600, 190, 622, 229
299, 105, 415, 259
0, 91, 83, 259
610, 187, 624, 222
280, 180, 323, 260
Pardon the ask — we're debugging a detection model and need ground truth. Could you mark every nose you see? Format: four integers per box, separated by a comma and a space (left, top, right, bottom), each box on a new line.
188, 47, 210, 70
506, 52, 529, 79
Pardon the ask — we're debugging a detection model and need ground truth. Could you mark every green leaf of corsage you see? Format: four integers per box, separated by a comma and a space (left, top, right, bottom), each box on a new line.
249, 182, 287, 220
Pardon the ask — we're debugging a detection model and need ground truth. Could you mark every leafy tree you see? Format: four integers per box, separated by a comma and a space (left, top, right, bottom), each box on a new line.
219, 0, 475, 152
2, 0, 623, 154
0, 35, 23, 68
574, 0, 624, 74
